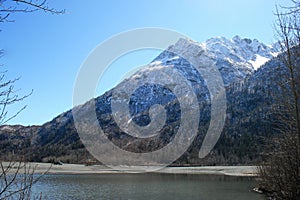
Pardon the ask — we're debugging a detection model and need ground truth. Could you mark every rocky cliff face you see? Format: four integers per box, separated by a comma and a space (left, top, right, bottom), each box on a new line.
0, 36, 296, 165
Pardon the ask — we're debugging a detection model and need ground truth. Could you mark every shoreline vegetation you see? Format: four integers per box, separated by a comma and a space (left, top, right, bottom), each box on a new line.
2, 162, 258, 176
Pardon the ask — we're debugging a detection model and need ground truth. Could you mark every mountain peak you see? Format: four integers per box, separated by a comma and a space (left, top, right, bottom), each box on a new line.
204, 36, 280, 70
165, 36, 280, 70
151, 36, 280, 86
207, 35, 278, 56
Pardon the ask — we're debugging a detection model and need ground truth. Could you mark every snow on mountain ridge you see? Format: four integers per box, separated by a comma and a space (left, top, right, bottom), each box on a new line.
163, 36, 280, 70
204, 35, 280, 70
149, 36, 280, 86
249, 54, 270, 70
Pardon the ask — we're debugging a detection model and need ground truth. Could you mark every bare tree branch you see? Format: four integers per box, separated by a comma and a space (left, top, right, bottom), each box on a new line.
0, 70, 33, 126
12, 0, 65, 14
0, 0, 65, 23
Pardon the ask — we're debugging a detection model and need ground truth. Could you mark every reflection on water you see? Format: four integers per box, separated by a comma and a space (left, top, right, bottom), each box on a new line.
32, 173, 264, 200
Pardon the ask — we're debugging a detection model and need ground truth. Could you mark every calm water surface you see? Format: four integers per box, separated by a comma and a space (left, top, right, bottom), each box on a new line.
32, 173, 265, 200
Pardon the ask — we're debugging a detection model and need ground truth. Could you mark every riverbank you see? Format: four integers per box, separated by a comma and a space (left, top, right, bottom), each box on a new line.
2, 162, 258, 176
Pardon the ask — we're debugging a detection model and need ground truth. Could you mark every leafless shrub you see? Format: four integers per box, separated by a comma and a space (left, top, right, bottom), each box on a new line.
0, 161, 49, 200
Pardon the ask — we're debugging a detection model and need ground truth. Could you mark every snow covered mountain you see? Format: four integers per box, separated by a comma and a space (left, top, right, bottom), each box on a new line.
205, 36, 279, 70
152, 36, 280, 85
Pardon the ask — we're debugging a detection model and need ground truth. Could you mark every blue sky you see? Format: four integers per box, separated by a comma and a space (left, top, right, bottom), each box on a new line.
0, 0, 289, 125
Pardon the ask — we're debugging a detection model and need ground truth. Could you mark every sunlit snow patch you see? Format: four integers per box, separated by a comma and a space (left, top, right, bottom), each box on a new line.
249, 54, 270, 70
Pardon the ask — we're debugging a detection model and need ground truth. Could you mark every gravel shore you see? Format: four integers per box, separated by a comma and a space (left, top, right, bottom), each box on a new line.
2, 162, 258, 176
